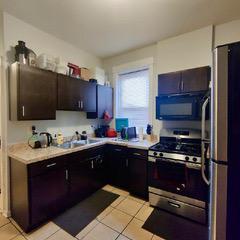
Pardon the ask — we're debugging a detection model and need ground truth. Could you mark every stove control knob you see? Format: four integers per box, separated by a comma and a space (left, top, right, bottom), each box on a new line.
153, 152, 157, 156
193, 157, 197, 162
159, 153, 163, 157
185, 156, 189, 161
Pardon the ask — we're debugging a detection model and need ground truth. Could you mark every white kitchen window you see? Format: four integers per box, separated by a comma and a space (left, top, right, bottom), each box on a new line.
116, 68, 150, 128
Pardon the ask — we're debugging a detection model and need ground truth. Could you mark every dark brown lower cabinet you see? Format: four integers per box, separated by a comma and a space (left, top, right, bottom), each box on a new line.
128, 149, 148, 199
10, 155, 68, 231
105, 145, 128, 189
30, 167, 68, 226
69, 146, 106, 204
10, 145, 147, 232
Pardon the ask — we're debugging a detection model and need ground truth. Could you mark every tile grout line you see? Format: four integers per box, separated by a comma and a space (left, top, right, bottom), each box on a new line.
0, 219, 12, 230
44, 228, 62, 240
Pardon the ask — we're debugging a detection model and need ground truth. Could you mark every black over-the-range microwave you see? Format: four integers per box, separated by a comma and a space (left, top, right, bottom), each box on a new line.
156, 92, 209, 121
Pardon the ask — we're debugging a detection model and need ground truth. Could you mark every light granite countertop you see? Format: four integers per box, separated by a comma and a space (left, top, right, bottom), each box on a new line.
8, 138, 156, 164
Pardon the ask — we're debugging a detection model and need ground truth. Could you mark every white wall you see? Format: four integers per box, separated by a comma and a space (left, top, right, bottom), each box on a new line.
215, 19, 240, 47
103, 26, 213, 136
153, 26, 213, 135
3, 13, 103, 144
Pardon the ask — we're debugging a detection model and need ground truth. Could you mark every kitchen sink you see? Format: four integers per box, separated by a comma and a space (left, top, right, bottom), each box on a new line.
55, 139, 101, 149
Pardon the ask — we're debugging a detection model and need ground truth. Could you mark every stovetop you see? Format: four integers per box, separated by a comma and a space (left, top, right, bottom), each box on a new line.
149, 141, 201, 156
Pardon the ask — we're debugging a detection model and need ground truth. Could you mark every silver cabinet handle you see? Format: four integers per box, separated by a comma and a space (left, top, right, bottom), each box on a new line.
126, 159, 128, 167
81, 101, 83, 109
22, 106, 25, 117
91, 160, 94, 169
133, 153, 141, 156
46, 163, 56, 168
181, 81, 184, 91
65, 169, 68, 180
78, 101, 81, 108
115, 149, 122, 152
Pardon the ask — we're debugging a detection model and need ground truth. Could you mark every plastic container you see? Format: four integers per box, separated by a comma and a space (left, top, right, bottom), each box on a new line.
37, 54, 56, 71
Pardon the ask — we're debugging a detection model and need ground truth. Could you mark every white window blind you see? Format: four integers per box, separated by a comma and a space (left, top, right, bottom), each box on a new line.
116, 68, 149, 128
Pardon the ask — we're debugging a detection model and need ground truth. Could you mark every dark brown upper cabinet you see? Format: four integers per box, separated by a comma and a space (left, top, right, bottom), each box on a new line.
9, 63, 57, 121
158, 72, 182, 95
87, 85, 113, 119
158, 66, 210, 95
57, 74, 96, 112
181, 67, 210, 93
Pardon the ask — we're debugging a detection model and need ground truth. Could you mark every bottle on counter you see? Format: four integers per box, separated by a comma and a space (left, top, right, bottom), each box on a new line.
57, 132, 64, 145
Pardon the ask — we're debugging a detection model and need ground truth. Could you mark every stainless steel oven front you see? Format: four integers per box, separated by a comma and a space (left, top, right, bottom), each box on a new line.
148, 155, 208, 224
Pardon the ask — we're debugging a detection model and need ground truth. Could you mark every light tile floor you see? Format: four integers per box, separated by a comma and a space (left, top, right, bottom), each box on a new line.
0, 185, 164, 240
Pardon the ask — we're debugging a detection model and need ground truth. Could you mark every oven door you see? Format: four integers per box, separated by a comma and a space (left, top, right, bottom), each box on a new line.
156, 94, 201, 120
148, 157, 208, 202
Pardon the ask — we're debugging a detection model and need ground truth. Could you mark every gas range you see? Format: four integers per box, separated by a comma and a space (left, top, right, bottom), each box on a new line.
148, 128, 209, 224
149, 128, 202, 165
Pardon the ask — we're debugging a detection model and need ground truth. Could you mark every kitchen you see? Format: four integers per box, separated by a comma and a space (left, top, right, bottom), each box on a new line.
0, 1, 240, 240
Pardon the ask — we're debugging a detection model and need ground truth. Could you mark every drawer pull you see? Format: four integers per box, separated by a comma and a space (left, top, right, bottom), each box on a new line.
46, 163, 56, 168
168, 201, 180, 208
115, 149, 122, 152
133, 153, 141, 156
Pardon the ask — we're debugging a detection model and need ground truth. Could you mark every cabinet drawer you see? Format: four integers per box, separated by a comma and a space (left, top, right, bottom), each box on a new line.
28, 156, 67, 177
128, 148, 148, 159
108, 145, 126, 153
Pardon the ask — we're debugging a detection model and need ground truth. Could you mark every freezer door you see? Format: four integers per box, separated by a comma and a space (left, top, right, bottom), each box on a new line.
211, 46, 228, 162
209, 162, 228, 240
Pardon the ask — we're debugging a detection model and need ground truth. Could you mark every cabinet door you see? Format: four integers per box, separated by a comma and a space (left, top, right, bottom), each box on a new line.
97, 85, 113, 119
80, 80, 97, 112
29, 167, 68, 226
128, 149, 148, 199
105, 145, 128, 189
158, 72, 181, 95
57, 74, 82, 111
69, 153, 95, 203
181, 66, 210, 93
18, 64, 57, 120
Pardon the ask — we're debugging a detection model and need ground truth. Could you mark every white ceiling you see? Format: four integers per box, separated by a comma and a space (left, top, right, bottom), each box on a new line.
2, 0, 240, 58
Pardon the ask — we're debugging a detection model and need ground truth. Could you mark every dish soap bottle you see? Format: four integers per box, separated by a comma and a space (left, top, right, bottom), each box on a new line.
57, 132, 64, 145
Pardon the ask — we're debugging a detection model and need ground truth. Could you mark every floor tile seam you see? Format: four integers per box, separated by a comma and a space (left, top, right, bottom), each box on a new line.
112, 198, 145, 217
8, 219, 24, 234
11, 231, 28, 240
44, 228, 61, 240
0, 220, 12, 230
75, 220, 101, 240
24, 224, 60, 240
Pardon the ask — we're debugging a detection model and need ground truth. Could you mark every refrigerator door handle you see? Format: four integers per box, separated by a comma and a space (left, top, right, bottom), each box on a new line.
201, 97, 210, 185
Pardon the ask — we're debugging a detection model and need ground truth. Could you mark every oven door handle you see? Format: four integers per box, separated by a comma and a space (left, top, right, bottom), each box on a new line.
148, 156, 185, 165
168, 201, 181, 208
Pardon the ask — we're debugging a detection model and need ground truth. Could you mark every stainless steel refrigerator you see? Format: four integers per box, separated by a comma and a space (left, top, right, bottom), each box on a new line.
210, 42, 240, 240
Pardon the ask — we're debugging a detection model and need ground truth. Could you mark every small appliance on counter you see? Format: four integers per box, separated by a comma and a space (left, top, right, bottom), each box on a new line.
120, 127, 137, 141
28, 126, 41, 149
106, 128, 117, 138
39, 132, 53, 148
80, 131, 88, 140
94, 125, 109, 138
